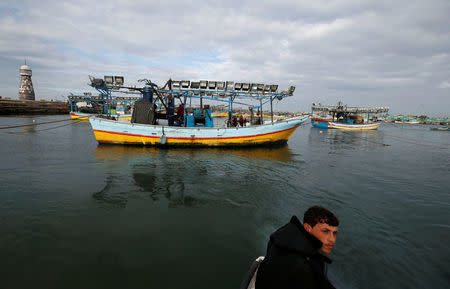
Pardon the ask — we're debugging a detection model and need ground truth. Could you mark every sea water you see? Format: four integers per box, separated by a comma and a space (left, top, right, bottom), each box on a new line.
0, 115, 448, 289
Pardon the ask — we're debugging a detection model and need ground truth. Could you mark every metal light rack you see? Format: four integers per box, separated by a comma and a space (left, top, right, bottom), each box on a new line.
85, 76, 296, 123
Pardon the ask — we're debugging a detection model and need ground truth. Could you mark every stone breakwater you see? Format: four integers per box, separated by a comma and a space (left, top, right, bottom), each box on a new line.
0, 99, 69, 115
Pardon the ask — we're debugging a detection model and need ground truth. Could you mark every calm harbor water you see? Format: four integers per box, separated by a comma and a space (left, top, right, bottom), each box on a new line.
0, 115, 449, 289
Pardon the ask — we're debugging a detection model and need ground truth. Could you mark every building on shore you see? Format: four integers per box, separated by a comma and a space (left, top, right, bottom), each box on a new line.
19, 61, 35, 100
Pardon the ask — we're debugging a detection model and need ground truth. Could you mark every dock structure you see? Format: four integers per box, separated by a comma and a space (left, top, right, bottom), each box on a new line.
0, 99, 69, 115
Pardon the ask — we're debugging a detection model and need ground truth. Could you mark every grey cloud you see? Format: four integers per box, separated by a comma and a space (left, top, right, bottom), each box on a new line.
0, 0, 449, 115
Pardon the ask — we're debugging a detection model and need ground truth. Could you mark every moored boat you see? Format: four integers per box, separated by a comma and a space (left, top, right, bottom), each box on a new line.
90, 115, 307, 146
70, 111, 131, 121
311, 102, 389, 130
68, 85, 140, 121
76, 76, 307, 147
430, 125, 449, 131
311, 118, 381, 130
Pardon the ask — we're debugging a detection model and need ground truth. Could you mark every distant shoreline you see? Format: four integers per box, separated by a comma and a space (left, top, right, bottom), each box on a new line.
0, 98, 69, 115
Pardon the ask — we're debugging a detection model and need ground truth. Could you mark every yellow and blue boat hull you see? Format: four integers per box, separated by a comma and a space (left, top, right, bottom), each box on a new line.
70, 112, 132, 121
311, 118, 381, 130
89, 116, 308, 146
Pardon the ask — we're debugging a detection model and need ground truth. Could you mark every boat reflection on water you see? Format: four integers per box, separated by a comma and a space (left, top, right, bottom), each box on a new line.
94, 144, 295, 163
309, 126, 387, 152
93, 144, 296, 208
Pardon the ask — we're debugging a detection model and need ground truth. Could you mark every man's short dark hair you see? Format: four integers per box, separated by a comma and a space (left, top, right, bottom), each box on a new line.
303, 206, 339, 227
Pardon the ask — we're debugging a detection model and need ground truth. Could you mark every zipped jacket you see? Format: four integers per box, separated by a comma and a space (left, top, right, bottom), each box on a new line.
255, 216, 335, 289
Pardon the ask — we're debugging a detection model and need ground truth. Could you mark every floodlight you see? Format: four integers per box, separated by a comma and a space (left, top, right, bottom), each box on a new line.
288, 86, 295, 94
264, 85, 271, 92
234, 83, 242, 90
172, 81, 181, 89
181, 80, 190, 88
251, 83, 258, 91
242, 83, 250, 91
90, 76, 104, 87
226, 81, 234, 91
216, 81, 225, 90
200, 80, 208, 89
191, 81, 200, 89
194, 91, 200, 95
208, 81, 216, 89
104, 76, 114, 85
270, 85, 278, 92
257, 84, 264, 91
114, 76, 124, 86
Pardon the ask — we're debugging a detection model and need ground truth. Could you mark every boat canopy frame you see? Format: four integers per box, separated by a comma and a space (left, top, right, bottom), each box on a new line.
311, 102, 390, 124
85, 77, 296, 124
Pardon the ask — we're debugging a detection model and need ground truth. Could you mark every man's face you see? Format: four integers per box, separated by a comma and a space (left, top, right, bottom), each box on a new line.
304, 222, 338, 254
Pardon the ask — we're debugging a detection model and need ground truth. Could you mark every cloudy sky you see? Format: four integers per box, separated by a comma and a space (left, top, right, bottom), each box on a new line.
0, 0, 449, 115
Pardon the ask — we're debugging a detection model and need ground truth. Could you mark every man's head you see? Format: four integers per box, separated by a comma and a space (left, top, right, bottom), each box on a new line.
303, 206, 339, 254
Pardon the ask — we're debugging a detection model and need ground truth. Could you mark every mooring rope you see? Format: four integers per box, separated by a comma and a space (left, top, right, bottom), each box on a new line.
0, 116, 88, 130
381, 132, 448, 149
339, 130, 448, 150
339, 130, 391, 146
2, 119, 86, 134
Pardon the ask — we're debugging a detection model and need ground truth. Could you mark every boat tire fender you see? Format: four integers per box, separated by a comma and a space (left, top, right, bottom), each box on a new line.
159, 135, 167, 145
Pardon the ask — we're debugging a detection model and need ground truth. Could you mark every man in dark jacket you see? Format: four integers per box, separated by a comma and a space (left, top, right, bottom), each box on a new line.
255, 206, 339, 289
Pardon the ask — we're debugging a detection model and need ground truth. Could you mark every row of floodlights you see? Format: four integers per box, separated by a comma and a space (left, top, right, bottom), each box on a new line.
104, 76, 124, 86
68, 96, 105, 100
88, 75, 124, 87
171, 80, 280, 92
68, 95, 141, 101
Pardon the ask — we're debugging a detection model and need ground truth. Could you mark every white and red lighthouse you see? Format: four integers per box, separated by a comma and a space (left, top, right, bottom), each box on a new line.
19, 61, 35, 100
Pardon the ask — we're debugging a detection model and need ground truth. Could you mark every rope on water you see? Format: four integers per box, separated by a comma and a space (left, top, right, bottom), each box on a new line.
339, 130, 448, 150
3, 119, 86, 134
381, 133, 449, 150
0, 116, 88, 130
0, 116, 89, 134
340, 130, 391, 147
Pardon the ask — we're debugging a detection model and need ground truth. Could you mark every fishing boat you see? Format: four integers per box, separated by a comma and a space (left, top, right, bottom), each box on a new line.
68, 80, 140, 121
70, 111, 131, 121
394, 119, 420, 124
311, 102, 389, 130
80, 76, 308, 146
430, 125, 449, 131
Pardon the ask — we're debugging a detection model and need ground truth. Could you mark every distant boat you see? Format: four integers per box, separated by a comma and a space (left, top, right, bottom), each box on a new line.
211, 112, 228, 118
394, 120, 420, 124
311, 118, 382, 130
311, 102, 388, 130
70, 111, 131, 121
430, 126, 449, 131
68, 92, 140, 121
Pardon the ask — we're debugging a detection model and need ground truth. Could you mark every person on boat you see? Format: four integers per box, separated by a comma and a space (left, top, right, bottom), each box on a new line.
176, 103, 185, 125
239, 115, 245, 127
255, 206, 339, 289
232, 115, 238, 127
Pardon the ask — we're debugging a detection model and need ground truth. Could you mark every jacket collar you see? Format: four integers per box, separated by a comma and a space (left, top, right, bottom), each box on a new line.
271, 215, 332, 264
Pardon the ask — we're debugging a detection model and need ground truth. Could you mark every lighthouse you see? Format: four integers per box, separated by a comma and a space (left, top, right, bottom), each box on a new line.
19, 61, 35, 100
